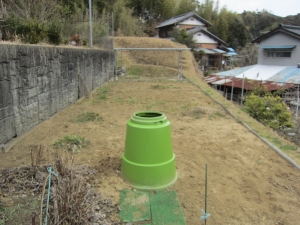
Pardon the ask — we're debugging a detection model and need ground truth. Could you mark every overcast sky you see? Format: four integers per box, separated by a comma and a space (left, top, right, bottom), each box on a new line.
218, 0, 300, 17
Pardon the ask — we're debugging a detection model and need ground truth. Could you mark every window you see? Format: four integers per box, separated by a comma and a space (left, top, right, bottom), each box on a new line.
275, 52, 291, 57
267, 51, 291, 58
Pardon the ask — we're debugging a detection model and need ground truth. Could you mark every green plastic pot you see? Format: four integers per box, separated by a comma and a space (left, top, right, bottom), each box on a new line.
121, 111, 177, 190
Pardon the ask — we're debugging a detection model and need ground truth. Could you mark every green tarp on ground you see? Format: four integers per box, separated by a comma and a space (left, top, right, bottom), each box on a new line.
150, 190, 186, 225
119, 189, 186, 225
119, 189, 151, 223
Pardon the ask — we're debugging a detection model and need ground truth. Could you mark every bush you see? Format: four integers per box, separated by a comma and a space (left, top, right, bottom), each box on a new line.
170, 27, 197, 49
54, 135, 90, 153
17, 19, 46, 44
244, 93, 294, 130
46, 21, 62, 45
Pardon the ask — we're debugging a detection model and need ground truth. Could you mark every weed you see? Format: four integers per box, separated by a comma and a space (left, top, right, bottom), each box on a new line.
281, 145, 298, 151
72, 111, 103, 123
94, 86, 110, 102
127, 67, 142, 76
54, 135, 89, 153
215, 112, 225, 117
182, 107, 207, 119
0, 204, 21, 225
150, 84, 165, 89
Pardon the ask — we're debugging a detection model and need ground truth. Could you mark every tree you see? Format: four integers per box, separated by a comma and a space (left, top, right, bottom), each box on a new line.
237, 43, 258, 66
227, 17, 248, 48
175, 0, 197, 16
197, 0, 214, 22
244, 93, 294, 130
161, 0, 177, 20
2, 0, 58, 22
170, 27, 197, 49
113, 0, 145, 36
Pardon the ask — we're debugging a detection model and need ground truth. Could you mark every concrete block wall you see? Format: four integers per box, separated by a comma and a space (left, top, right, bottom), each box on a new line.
0, 44, 115, 146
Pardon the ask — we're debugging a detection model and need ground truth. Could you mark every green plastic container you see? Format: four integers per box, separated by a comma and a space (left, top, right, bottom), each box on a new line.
121, 111, 177, 190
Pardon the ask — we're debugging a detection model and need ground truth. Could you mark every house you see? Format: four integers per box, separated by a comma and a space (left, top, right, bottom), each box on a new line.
207, 24, 300, 103
155, 11, 212, 38
252, 24, 300, 66
155, 12, 230, 68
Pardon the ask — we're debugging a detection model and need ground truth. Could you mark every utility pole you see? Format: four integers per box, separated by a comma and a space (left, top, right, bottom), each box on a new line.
88, 0, 93, 48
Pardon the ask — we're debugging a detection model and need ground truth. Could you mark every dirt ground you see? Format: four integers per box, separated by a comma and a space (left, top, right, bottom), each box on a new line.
1, 37, 300, 225
1, 77, 300, 224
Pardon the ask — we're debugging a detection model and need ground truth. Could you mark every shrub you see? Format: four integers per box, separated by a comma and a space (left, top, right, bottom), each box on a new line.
17, 19, 46, 44
244, 93, 294, 130
46, 21, 62, 45
54, 135, 89, 153
72, 111, 103, 123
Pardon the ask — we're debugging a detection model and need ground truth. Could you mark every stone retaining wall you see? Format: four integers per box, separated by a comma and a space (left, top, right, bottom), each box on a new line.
0, 44, 115, 146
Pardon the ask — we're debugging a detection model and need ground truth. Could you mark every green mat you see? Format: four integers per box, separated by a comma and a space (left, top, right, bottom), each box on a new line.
150, 190, 186, 225
119, 189, 151, 222
119, 189, 186, 225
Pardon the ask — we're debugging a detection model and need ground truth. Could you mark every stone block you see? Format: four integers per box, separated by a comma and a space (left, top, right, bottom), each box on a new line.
0, 80, 12, 107
0, 116, 16, 145
0, 105, 13, 120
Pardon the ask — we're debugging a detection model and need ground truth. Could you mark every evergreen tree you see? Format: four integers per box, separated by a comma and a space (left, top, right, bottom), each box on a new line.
176, 0, 197, 15
161, 0, 177, 20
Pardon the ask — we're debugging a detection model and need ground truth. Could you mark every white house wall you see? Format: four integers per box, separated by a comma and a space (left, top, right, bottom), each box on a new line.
258, 33, 300, 66
179, 17, 205, 26
193, 32, 218, 44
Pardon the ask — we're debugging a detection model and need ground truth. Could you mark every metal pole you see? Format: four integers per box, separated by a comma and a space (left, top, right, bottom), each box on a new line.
178, 51, 180, 79
205, 164, 208, 225
180, 51, 182, 81
88, 0, 93, 48
241, 73, 245, 106
114, 50, 117, 80
121, 51, 123, 69
231, 81, 234, 102
112, 12, 114, 50
297, 80, 299, 118
107, 13, 109, 38
223, 76, 226, 97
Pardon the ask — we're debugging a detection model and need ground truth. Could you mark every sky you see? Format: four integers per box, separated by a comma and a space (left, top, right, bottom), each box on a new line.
218, 0, 300, 17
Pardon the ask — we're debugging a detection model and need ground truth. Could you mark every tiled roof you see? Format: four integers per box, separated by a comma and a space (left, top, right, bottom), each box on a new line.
155, 12, 212, 29
187, 26, 226, 45
281, 24, 300, 35
252, 24, 300, 43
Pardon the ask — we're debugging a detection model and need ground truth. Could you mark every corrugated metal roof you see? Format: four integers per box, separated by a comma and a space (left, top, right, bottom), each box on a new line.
195, 48, 215, 54
260, 45, 296, 49
212, 48, 226, 54
155, 12, 211, 29
210, 64, 300, 90
206, 75, 295, 91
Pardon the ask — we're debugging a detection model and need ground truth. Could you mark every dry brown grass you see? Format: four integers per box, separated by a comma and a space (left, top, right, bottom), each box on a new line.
114, 37, 200, 81
114, 36, 300, 164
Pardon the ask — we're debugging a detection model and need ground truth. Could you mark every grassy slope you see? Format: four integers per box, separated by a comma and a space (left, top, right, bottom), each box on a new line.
114, 37, 300, 165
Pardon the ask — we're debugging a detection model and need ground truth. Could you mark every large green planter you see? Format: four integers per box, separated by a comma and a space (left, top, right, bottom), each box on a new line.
121, 111, 177, 190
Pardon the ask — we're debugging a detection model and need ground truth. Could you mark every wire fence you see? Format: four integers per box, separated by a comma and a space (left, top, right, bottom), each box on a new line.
61, 14, 113, 50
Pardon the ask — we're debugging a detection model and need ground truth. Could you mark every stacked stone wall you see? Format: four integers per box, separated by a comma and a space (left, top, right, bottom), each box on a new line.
0, 44, 114, 146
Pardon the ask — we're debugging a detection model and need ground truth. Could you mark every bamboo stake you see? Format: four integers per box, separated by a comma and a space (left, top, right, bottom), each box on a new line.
205, 164, 208, 225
